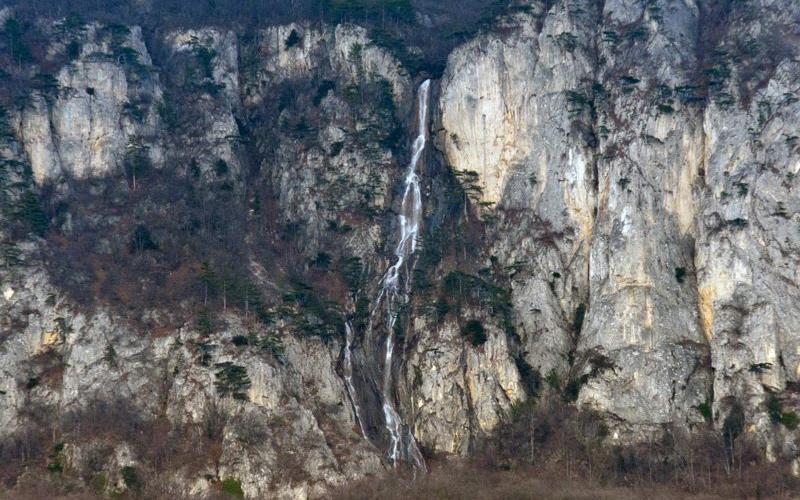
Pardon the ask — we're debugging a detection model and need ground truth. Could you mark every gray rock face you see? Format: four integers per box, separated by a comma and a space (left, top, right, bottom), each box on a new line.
2, 0, 800, 496
1, 19, 406, 499
162, 28, 243, 179
435, 0, 800, 451
0, 265, 383, 498
18, 24, 162, 184
405, 312, 524, 455
697, 1, 800, 455
577, 0, 708, 431
245, 24, 411, 109
436, 0, 598, 397
244, 23, 413, 259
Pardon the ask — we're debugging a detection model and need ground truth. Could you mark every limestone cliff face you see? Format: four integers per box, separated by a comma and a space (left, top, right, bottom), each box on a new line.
18, 24, 163, 184
0, 269, 382, 499
404, 311, 524, 455
2, 0, 800, 497
699, 50, 800, 460
577, 0, 708, 432
163, 28, 243, 179
1, 18, 404, 499
436, 0, 800, 454
244, 23, 412, 259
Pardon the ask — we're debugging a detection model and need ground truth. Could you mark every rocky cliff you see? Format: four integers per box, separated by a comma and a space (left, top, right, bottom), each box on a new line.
1, 0, 800, 498
436, 0, 800, 458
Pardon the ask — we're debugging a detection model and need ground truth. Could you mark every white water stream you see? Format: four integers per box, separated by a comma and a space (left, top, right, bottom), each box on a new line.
343, 321, 368, 439
374, 79, 431, 468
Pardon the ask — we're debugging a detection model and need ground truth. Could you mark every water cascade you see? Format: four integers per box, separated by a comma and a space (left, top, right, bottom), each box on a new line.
373, 79, 431, 468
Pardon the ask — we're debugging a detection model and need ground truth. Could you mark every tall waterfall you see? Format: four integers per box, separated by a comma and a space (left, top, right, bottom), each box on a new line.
374, 79, 431, 468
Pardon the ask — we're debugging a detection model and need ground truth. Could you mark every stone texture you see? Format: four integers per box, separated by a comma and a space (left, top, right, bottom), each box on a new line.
3, 1, 800, 496
437, 0, 599, 388
435, 0, 800, 449
0, 263, 383, 498
163, 28, 243, 179
696, 0, 800, 454
17, 24, 162, 184
577, 0, 708, 432
405, 313, 524, 454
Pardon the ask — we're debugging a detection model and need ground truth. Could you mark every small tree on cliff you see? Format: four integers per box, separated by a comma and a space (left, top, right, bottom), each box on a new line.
214, 362, 251, 400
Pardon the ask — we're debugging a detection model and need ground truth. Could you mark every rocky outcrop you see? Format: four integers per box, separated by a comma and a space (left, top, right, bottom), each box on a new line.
576, 0, 709, 433
246, 23, 411, 109
435, 0, 800, 452
437, 0, 599, 397
243, 22, 413, 259
0, 266, 383, 498
405, 313, 524, 454
697, 0, 800, 455
162, 28, 243, 179
17, 24, 162, 184
1, 17, 412, 499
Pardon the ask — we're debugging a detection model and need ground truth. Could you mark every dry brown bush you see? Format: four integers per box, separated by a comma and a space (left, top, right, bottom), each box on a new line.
332, 461, 737, 500
334, 394, 800, 500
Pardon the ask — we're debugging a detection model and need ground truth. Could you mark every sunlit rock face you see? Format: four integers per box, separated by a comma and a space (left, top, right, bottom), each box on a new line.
405, 312, 524, 455
437, 1, 598, 395
575, 0, 709, 433
2, 0, 800, 496
437, 0, 800, 450
698, 57, 800, 455
18, 24, 162, 184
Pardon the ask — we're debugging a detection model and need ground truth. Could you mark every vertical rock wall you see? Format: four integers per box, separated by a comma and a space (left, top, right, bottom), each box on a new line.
434, 0, 800, 453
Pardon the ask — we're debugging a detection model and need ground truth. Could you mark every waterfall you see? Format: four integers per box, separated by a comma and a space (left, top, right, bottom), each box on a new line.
343, 321, 368, 439
374, 79, 431, 468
